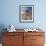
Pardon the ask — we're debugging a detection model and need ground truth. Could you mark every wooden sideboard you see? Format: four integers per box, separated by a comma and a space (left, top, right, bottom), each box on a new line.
2, 32, 45, 46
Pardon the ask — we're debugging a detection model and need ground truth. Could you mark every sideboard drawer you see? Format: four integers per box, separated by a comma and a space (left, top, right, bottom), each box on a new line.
32, 36, 44, 44
3, 32, 23, 36
24, 32, 44, 36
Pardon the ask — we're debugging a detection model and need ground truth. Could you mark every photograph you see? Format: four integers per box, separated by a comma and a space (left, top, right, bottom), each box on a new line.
19, 5, 34, 23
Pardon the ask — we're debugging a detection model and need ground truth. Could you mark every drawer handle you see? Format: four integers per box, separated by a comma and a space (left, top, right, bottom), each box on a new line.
32, 39, 36, 40
9, 38, 12, 40
9, 38, 13, 40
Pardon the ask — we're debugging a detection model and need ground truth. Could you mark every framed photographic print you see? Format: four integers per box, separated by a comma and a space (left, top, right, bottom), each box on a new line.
19, 5, 34, 23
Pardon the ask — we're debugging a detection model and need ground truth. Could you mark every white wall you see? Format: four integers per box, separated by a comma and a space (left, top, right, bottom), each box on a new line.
0, 0, 46, 29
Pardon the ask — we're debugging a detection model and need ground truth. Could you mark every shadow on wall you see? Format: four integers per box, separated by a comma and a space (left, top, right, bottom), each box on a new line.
0, 24, 7, 43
